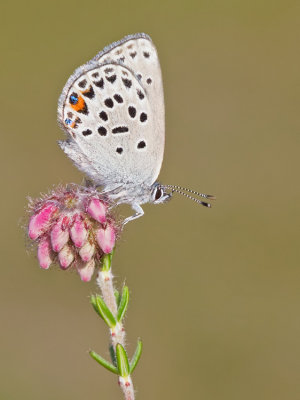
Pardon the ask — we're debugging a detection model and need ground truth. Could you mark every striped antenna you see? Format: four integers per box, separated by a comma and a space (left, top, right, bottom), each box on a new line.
166, 187, 212, 208
163, 185, 216, 201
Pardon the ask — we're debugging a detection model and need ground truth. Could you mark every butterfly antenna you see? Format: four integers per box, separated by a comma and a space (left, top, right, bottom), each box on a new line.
164, 185, 216, 200
168, 188, 212, 208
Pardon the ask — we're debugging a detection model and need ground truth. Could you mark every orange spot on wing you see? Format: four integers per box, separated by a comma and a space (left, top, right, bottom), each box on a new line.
71, 95, 86, 112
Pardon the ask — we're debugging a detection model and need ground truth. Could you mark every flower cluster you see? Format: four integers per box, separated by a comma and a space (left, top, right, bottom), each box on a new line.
27, 184, 119, 282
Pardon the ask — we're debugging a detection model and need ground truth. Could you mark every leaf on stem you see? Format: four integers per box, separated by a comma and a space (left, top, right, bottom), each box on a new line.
116, 343, 130, 378
89, 350, 118, 374
114, 289, 121, 308
95, 295, 116, 328
117, 286, 129, 322
109, 344, 117, 366
90, 295, 101, 317
129, 340, 143, 374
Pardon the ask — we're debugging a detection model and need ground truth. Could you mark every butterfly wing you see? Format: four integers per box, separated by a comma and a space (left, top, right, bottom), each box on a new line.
58, 33, 165, 190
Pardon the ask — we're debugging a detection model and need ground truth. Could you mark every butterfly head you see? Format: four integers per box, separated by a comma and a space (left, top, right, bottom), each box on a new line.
150, 183, 172, 204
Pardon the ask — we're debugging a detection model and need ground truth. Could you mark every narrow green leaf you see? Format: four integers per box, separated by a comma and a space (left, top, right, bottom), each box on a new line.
109, 344, 117, 366
96, 295, 116, 328
117, 286, 129, 322
129, 340, 143, 374
102, 252, 113, 272
89, 350, 118, 374
114, 289, 121, 308
90, 295, 102, 318
116, 344, 130, 378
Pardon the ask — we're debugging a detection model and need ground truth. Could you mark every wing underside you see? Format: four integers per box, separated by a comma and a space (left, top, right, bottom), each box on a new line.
57, 34, 165, 189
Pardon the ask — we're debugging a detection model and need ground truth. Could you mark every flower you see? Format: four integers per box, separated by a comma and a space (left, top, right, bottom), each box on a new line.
27, 184, 119, 282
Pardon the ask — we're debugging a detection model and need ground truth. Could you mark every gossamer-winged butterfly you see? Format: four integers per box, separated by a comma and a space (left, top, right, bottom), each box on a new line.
58, 33, 215, 224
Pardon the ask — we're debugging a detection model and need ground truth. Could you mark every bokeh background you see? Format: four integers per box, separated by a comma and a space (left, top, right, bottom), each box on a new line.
1, 1, 299, 399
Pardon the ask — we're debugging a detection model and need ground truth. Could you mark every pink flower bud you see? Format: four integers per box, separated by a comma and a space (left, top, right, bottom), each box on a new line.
27, 184, 120, 282
79, 241, 95, 262
87, 198, 106, 223
96, 225, 116, 254
50, 216, 70, 252
28, 204, 58, 240
58, 245, 74, 269
37, 237, 53, 269
70, 214, 88, 248
77, 259, 95, 282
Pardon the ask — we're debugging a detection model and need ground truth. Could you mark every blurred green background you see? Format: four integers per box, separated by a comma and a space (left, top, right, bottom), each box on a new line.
1, 0, 299, 399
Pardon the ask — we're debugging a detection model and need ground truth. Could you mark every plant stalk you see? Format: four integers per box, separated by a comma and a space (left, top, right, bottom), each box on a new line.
96, 268, 134, 400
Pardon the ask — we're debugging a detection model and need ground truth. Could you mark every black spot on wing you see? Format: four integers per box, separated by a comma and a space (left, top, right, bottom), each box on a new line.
78, 79, 87, 88
98, 126, 107, 136
116, 147, 123, 154
122, 78, 132, 88
140, 112, 147, 122
82, 85, 95, 99
94, 78, 104, 89
82, 129, 92, 136
112, 126, 129, 134
143, 52, 150, 58
137, 140, 146, 149
106, 74, 117, 84
137, 89, 145, 100
99, 111, 108, 121
114, 94, 123, 103
128, 106, 136, 118
104, 98, 114, 108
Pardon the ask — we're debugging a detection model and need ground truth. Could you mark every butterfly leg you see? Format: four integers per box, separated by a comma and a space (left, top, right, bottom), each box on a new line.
123, 204, 144, 225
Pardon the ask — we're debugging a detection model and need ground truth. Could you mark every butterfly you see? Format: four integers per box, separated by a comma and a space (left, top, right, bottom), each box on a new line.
58, 33, 214, 224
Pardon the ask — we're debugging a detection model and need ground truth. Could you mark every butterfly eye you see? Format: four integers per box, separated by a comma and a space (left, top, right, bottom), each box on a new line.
155, 187, 162, 200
